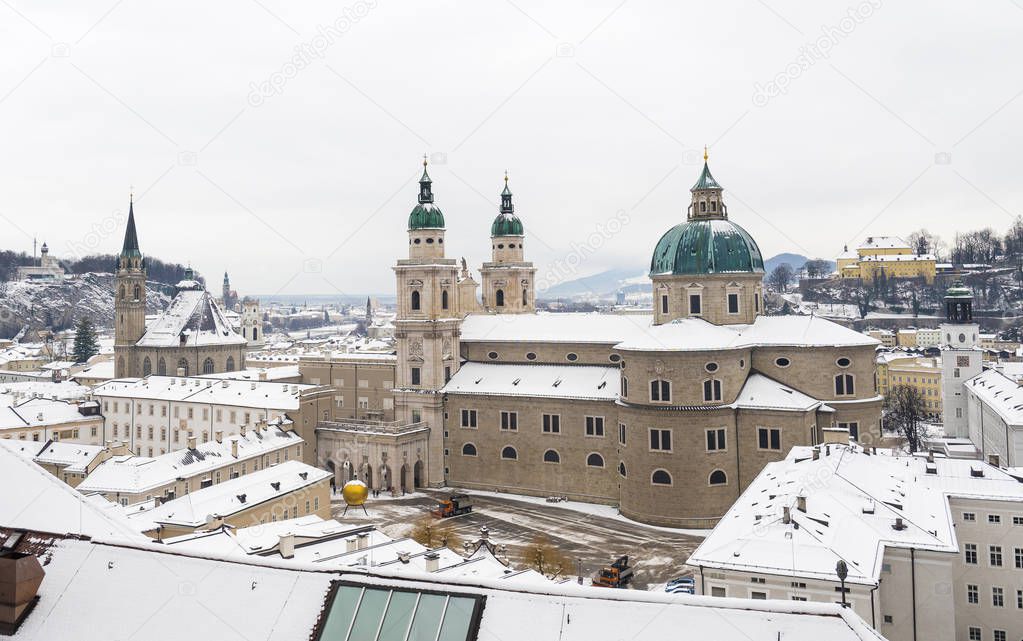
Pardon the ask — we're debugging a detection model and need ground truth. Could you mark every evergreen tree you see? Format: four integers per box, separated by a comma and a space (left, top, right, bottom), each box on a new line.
72, 317, 99, 363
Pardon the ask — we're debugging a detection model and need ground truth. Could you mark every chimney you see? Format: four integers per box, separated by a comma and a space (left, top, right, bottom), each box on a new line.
345, 537, 358, 553
250, 382, 256, 390
187, 435, 197, 450
239, 425, 246, 437
215, 431, 223, 444
397, 552, 411, 564
204, 514, 224, 530
221, 380, 229, 388
796, 494, 807, 513
782, 506, 791, 524
988, 453, 1000, 468
926, 450, 934, 464
231, 440, 239, 458
259, 371, 268, 381
812, 447, 820, 461
893, 517, 907, 531
357, 532, 369, 550
0, 552, 45, 628
278, 533, 295, 559
424, 551, 440, 573
823, 427, 850, 445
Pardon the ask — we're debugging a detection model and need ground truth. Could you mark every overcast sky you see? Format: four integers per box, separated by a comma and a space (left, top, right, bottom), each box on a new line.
1, 0, 1021, 296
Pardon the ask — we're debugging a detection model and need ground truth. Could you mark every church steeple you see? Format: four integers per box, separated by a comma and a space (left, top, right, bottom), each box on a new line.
418, 154, 434, 204
121, 195, 141, 259
500, 172, 513, 214
688, 148, 727, 220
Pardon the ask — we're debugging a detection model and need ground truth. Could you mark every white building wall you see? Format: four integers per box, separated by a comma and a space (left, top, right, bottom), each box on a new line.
966, 389, 1023, 468
940, 322, 982, 438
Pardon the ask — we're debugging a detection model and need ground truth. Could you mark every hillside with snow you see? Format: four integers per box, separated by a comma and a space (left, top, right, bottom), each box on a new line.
0, 273, 171, 339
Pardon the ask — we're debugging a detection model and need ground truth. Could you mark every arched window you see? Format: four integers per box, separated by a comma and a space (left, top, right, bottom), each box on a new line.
177, 358, 189, 376
133, 284, 140, 301
157, 358, 166, 376
703, 379, 722, 402
410, 290, 421, 311
142, 357, 152, 377
116, 357, 124, 376
586, 453, 605, 468
119, 284, 125, 300
461, 443, 477, 456
709, 469, 727, 485
650, 379, 671, 402
543, 449, 560, 464
226, 356, 235, 372
651, 469, 672, 485
621, 376, 628, 397
522, 288, 528, 305
835, 374, 854, 396
501, 446, 517, 460
495, 289, 505, 307
202, 358, 215, 374
252, 328, 258, 341
618, 461, 627, 477
441, 290, 449, 310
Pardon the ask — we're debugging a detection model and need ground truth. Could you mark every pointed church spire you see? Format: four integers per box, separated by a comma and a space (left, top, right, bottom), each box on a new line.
418, 154, 434, 204
500, 171, 514, 214
121, 194, 141, 258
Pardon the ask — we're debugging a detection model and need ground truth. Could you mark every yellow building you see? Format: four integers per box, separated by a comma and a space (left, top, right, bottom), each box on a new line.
876, 352, 942, 419
838, 236, 936, 284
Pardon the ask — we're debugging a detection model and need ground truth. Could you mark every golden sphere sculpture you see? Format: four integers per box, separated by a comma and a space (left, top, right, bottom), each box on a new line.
342, 480, 369, 506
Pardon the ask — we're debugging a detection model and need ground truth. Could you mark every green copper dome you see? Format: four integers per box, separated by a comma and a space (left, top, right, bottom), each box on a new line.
491, 213, 523, 236
408, 203, 445, 230
650, 218, 765, 275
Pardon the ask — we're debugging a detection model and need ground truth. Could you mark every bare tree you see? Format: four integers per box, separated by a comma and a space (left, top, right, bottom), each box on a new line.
524, 534, 573, 580
409, 515, 463, 550
885, 384, 928, 452
906, 229, 940, 256
767, 263, 794, 292
803, 259, 832, 279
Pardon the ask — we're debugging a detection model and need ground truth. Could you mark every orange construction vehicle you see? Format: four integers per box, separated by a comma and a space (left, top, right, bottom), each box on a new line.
431, 494, 473, 518
592, 555, 634, 588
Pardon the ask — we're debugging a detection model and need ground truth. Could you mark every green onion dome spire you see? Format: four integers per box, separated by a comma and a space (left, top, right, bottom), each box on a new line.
408, 155, 445, 230
491, 172, 524, 236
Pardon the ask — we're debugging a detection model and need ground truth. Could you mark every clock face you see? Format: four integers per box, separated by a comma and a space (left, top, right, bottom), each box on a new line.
959, 333, 966, 343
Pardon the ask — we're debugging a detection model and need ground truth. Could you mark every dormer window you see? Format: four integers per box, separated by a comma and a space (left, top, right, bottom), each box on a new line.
700, 201, 707, 213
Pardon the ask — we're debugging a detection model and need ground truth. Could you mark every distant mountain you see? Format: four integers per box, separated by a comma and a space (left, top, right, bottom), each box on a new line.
764, 253, 809, 274
541, 267, 648, 298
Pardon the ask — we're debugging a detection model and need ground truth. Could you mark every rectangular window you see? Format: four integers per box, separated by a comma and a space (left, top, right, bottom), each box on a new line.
703, 379, 722, 402
750, 591, 767, 600
650, 380, 671, 402
988, 514, 1001, 524
967, 584, 978, 604
758, 427, 781, 450
968, 626, 981, 641
706, 428, 726, 451
1015, 547, 1022, 569
993, 586, 1004, 607
500, 411, 517, 431
835, 374, 854, 396
585, 416, 605, 437
990, 545, 1003, 567
460, 409, 477, 428
838, 421, 859, 441
444, 366, 451, 383
727, 293, 739, 314
411, 367, 421, 386
1017, 589, 1023, 609
963, 512, 976, 521
621, 377, 628, 397
661, 295, 668, 314
993, 631, 1005, 641
542, 414, 561, 433
618, 423, 626, 445
965, 543, 977, 564
650, 428, 672, 452
689, 294, 702, 315
1014, 516, 1023, 525
710, 587, 726, 598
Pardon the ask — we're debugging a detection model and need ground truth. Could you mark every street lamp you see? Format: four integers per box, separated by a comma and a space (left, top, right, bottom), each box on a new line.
836, 560, 849, 608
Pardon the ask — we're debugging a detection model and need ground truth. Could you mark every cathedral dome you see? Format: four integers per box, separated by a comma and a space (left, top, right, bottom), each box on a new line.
408, 202, 445, 230
491, 212, 523, 236
650, 218, 764, 276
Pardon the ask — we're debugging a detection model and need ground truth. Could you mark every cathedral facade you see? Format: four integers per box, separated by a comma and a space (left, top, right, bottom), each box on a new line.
369, 155, 883, 527
113, 200, 247, 378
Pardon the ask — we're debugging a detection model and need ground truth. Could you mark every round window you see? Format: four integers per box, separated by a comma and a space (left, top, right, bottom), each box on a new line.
836, 357, 851, 368
739, 359, 746, 369
525, 352, 537, 361
488, 351, 499, 360
413, 238, 421, 244
498, 244, 505, 249
775, 357, 791, 368
959, 333, 966, 343
438, 238, 443, 243
609, 354, 621, 363
705, 362, 718, 373
566, 353, 579, 362
426, 238, 434, 244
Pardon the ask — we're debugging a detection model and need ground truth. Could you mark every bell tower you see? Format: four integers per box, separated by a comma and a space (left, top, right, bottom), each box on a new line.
393, 157, 461, 486
481, 173, 536, 313
114, 196, 146, 377
940, 280, 981, 438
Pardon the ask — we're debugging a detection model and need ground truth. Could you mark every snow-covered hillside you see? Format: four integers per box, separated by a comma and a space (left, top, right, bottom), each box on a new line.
0, 273, 170, 338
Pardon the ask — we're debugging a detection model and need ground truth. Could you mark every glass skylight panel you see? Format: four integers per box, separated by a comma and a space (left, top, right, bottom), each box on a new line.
316, 584, 482, 641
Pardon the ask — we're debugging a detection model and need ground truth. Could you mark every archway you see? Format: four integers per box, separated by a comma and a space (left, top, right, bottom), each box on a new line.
379, 464, 391, 493
325, 460, 337, 492
413, 460, 424, 488
400, 464, 409, 493
342, 460, 353, 483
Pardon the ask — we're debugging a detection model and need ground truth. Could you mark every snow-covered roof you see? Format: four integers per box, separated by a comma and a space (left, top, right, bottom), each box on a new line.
688, 444, 1023, 586
91, 375, 316, 409
78, 421, 301, 495
617, 315, 878, 351
461, 312, 654, 344
858, 236, 910, 251
133, 460, 330, 528
859, 253, 935, 262
732, 374, 824, 412
3, 534, 884, 641
197, 365, 301, 381
33, 441, 107, 473
136, 288, 247, 348
442, 362, 619, 401
0, 441, 147, 542
0, 397, 96, 430
0, 380, 90, 406
965, 366, 1023, 426
73, 359, 115, 381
